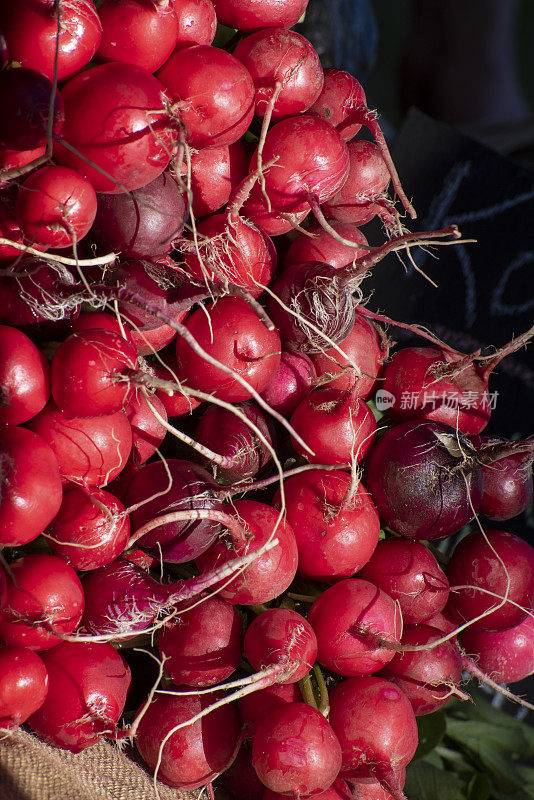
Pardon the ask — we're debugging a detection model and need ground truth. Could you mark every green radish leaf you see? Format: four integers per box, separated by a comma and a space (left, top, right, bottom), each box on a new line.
445, 720, 528, 757
466, 773, 492, 800
405, 761, 464, 800
413, 711, 447, 759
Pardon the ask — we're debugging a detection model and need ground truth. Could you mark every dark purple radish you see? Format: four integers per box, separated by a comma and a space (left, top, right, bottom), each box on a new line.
329, 676, 418, 800
446, 528, 534, 632
157, 595, 243, 687
460, 613, 534, 684
124, 459, 223, 563
273, 469, 380, 582
260, 349, 317, 417
311, 311, 389, 397
471, 435, 534, 521
365, 420, 484, 540
252, 115, 350, 214
194, 400, 273, 484
125, 389, 168, 465
358, 539, 450, 624
284, 219, 369, 271
290, 387, 377, 466
244, 608, 318, 683
238, 682, 301, 738
0, 68, 64, 151
196, 500, 298, 605
379, 624, 465, 715
0, 647, 49, 730
91, 172, 186, 258
307, 578, 402, 676
184, 140, 249, 218
134, 690, 241, 789
213, 0, 309, 32
233, 28, 324, 120
252, 703, 342, 797
27, 641, 131, 753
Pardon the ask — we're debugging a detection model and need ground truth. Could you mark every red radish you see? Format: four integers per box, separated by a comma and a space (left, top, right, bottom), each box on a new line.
290, 386, 377, 465
91, 172, 186, 258
27, 641, 131, 753
15, 166, 97, 249
158, 595, 243, 686
274, 469, 380, 582
471, 435, 534, 521
349, 777, 404, 800
260, 349, 317, 417
446, 528, 534, 632
196, 500, 298, 605
181, 210, 277, 298
47, 487, 130, 571
0, 145, 46, 177
134, 690, 241, 789
0, 647, 48, 729
194, 400, 273, 484
358, 539, 450, 624
175, 295, 281, 403
251, 115, 349, 214
0, 68, 65, 151
219, 741, 267, 800
0, 193, 30, 261
51, 329, 138, 418
233, 28, 324, 120
184, 141, 249, 218
172, 0, 217, 49
310, 68, 367, 142
212, 0, 309, 31
125, 389, 168, 464
241, 187, 310, 235
264, 781, 354, 800
307, 578, 402, 676
148, 352, 201, 417
27, 401, 133, 488
311, 311, 388, 396
328, 676, 418, 800
0, 324, 50, 424
244, 608, 317, 683
252, 702, 342, 796
156, 45, 255, 149
0, 554, 84, 651
379, 624, 464, 715
284, 219, 369, 270
460, 613, 534, 684
73, 311, 134, 345
365, 420, 483, 540
97, 0, 179, 73
0, 424, 62, 547
124, 459, 223, 562
54, 62, 177, 194
0, 0, 102, 82
238, 682, 301, 737
0, 567, 6, 610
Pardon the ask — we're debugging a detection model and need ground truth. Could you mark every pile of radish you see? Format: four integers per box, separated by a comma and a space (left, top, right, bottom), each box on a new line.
1, 0, 534, 798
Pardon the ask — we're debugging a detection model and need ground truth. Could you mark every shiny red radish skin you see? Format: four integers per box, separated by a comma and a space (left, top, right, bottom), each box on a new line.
251, 115, 349, 214
274, 470, 380, 582
290, 387, 377, 466
0, 68, 65, 152
0, 0, 102, 82
446, 528, 534, 632
0, 197, 29, 262
310, 67, 367, 141
148, 352, 201, 418
238, 683, 301, 738
172, 0, 217, 49
252, 702, 342, 797
0, 554, 84, 651
264, 780, 354, 800
73, 311, 134, 346
125, 390, 168, 465
51, 329, 138, 418
158, 596, 243, 687
184, 141, 249, 218
308, 578, 402, 677
0, 647, 49, 730
471, 434, 534, 521
47, 487, 130, 572
329, 676, 418, 800
27, 401, 133, 488
358, 539, 450, 625
379, 624, 464, 715
15, 166, 97, 250
0, 325, 50, 425
233, 28, 324, 120
241, 186, 310, 236
284, 219, 369, 270
212, 0, 309, 31
365, 420, 483, 541
260, 349, 317, 418
27, 642, 131, 753
175, 296, 281, 403
0, 425, 62, 547
196, 500, 298, 605
156, 45, 255, 149
97, 0, 179, 73
0, 145, 46, 177
244, 608, 318, 683
460, 613, 534, 684
54, 62, 177, 194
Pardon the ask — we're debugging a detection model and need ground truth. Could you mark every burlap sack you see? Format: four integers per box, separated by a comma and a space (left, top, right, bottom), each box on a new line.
0, 729, 199, 800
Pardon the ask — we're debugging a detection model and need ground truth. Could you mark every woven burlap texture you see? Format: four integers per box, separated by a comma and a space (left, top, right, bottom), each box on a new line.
0, 729, 198, 800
